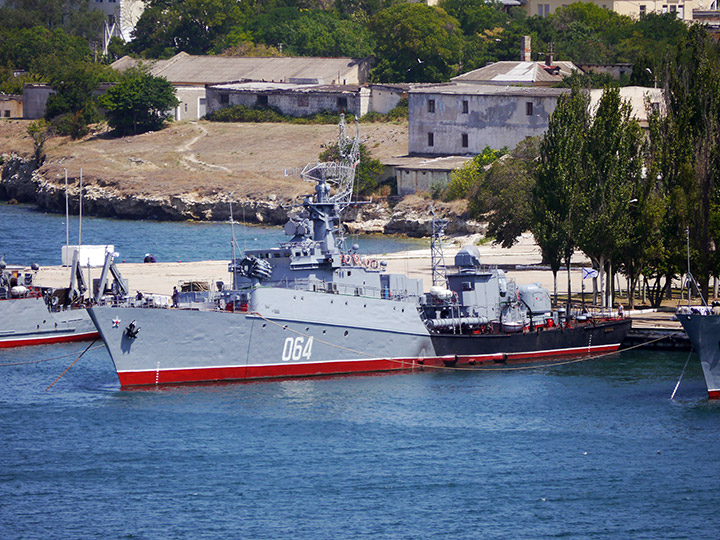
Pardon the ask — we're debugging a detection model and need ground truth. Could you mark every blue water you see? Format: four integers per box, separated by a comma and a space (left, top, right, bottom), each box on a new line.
0, 204, 426, 266
1, 344, 719, 539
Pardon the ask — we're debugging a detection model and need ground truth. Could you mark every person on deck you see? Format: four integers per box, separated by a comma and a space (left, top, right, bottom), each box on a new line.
172, 286, 179, 308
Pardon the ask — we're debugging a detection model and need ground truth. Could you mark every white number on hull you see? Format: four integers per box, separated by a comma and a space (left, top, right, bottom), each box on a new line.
282, 336, 314, 361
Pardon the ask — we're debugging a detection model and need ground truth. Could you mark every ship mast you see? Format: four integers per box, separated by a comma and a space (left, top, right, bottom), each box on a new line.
430, 206, 448, 287
285, 114, 361, 252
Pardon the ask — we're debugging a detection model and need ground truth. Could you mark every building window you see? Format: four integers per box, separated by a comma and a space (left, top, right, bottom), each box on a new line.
427, 99, 435, 113
220, 93, 229, 105
257, 95, 268, 107
108, 15, 115, 25
462, 100, 468, 114
639, 4, 646, 15
184, 103, 188, 113
428, 132, 434, 147
337, 97, 348, 110
298, 95, 309, 107
526, 102, 533, 116
545, 4, 550, 16
461, 133, 468, 148
3, 110, 9, 118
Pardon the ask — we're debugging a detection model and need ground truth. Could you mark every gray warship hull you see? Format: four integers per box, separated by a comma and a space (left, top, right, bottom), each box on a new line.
677, 311, 720, 399
89, 287, 629, 387
0, 295, 97, 348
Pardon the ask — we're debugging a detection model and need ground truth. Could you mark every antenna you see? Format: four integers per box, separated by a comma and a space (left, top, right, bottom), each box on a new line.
64, 169, 69, 249
229, 196, 237, 290
78, 168, 83, 246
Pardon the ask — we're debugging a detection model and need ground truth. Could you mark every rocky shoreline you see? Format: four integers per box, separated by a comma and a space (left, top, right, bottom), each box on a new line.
1, 153, 484, 237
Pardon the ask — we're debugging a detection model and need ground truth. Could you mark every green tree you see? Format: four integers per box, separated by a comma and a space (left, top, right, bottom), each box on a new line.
574, 86, 644, 307
99, 68, 180, 136
468, 138, 538, 248
446, 145, 506, 201
532, 86, 587, 304
250, 8, 373, 57
130, 0, 248, 56
646, 25, 720, 301
369, 3, 463, 82
27, 119, 52, 164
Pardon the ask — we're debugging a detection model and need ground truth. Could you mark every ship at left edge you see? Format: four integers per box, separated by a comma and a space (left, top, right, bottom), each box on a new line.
0, 254, 99, 348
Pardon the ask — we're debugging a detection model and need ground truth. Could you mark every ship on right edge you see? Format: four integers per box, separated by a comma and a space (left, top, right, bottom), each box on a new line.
676, 305, 720, 399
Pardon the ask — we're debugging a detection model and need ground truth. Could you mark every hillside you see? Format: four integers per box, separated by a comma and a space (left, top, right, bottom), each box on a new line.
1, 119, 409, 202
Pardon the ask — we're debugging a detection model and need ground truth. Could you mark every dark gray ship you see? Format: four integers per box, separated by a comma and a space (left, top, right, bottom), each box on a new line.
88, 117, 630, 386
676, 306, 720, 399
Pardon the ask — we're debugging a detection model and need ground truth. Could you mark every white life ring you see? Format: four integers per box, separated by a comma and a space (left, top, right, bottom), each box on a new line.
341, 254, 351, 265
352, 254, 361, 266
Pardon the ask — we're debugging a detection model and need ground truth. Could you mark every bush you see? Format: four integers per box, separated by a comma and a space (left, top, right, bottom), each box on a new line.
207, 104, 342, 124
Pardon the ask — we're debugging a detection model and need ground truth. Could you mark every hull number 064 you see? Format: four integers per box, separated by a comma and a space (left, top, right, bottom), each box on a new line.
282, 336, 314, 361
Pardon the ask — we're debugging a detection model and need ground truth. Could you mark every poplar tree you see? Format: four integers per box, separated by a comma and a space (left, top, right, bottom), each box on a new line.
532, 85, 587, 305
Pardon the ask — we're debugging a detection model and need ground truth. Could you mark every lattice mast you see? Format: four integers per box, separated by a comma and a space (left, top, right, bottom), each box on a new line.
430, 206, 449, 287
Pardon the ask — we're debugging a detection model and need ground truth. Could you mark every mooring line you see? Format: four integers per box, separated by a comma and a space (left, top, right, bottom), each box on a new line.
670, 349, 693, 400
0, 344, 105, 366
252, 311, 674, 373
45, 339, 98, 391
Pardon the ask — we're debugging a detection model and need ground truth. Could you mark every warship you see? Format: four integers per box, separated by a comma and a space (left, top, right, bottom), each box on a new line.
88, 116, 631, 387
0, 252, 100, 348
676, 306, 720, 399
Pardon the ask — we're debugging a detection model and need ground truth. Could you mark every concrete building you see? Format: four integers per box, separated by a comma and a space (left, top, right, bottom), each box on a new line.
206, 82, 370, 118
0, 94, 22, 118
111, 53, 374, 121
408, 83, 567, 155
387, 156, 473, 196
22, 84, 54, 119
368, 84, 408, 114
22, 82, 115, 119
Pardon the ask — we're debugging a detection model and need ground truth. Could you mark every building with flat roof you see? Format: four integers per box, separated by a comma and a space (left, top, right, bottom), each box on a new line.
111, 53, 373, 120
409, 83, 568, 155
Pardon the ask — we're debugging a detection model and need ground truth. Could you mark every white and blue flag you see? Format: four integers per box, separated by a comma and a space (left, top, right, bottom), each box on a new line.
583, 268, 599, 280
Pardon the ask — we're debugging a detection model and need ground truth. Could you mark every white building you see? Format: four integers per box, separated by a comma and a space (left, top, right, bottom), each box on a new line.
408, 84, 567, 155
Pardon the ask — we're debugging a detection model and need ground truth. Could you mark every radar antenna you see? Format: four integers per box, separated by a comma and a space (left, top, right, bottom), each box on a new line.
287, 114, 361, 214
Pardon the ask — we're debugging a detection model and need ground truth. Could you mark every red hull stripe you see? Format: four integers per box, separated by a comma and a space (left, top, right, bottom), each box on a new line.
708, 389, 720, 400
117, 343, 622, 386
0, 331, 99, 349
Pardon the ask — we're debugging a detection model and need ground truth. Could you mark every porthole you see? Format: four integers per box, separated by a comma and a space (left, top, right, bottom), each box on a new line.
344, 330, 349, 337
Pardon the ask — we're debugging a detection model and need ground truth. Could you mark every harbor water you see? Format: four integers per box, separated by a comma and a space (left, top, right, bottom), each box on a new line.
2, 203, 720, 538
1, 344, 718, 539
0, 204, 425, 266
